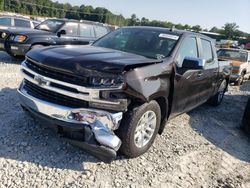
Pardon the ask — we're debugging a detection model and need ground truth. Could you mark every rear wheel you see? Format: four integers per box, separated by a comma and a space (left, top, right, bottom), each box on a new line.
117, 100, 161, 158
208, 79, 227, 106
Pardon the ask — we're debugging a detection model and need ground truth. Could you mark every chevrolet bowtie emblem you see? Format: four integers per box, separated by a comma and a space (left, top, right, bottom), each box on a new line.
34, 75, 48, 86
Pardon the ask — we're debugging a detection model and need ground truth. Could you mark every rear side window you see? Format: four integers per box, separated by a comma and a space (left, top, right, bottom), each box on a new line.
95, 26, 109, 38
80, 24, 94, 37
177, 37, 198, 66
61, 22, 79, 36
14, 19, 31, 28
201, 39, 213, 63
0, 18, 11, 26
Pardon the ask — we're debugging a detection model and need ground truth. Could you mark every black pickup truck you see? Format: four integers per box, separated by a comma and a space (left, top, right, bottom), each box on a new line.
18, 27, 231, 162
0, 19, 110, 58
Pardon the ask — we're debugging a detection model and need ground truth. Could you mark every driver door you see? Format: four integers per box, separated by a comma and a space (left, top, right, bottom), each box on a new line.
171, 36, 205, 115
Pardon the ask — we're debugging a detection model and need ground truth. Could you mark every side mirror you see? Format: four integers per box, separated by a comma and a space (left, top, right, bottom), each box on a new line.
57, 29, 66, 37
182, 57, 205, 70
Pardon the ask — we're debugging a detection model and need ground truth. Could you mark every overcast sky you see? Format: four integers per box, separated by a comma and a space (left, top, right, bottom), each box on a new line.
56, 0, 250, 33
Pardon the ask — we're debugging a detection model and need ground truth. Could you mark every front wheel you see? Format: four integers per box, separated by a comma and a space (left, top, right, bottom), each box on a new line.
234, 73, 245, 86
208, 79, 227, 106
117, 100, 161, 158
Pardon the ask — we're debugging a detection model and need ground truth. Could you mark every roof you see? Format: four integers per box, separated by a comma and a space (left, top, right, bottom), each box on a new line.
0, 15, 33, 21
45, 18, 107, 26
120, 26, 213, 40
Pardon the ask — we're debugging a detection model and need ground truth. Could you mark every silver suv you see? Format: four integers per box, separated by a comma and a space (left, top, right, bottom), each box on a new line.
0, 16, 40, 29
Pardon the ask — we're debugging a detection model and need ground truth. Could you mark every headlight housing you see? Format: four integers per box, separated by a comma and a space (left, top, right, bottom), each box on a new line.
90, 77, 123, 87
13, 35, 28, 43
1, 32, 7, 39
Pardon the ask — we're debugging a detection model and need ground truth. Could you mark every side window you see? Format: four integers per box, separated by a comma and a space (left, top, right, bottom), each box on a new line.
95, 26, 109, 38
14, 19, 31, 28
61, 23, 79, 36
79, 24, 94, 37
0, 18, 11, 26
201, 39, 213, 63
177, 37, 198, 66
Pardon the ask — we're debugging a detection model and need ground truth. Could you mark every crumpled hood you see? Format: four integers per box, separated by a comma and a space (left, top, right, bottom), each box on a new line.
26, 45, 162, 75
219, 58, 245, 67
230, 60, 245, 67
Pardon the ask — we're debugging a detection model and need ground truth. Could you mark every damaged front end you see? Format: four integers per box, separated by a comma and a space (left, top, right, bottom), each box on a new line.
18, 58, 127, 163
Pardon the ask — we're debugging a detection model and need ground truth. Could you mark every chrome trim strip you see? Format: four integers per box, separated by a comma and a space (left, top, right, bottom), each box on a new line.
21, 61, 122, 105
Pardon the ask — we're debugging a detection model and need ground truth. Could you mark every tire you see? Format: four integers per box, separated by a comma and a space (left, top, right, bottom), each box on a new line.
116, 100, 161, 158
234, 72, 245, 86
241, 97, 250, 134
208, 79, 227, 106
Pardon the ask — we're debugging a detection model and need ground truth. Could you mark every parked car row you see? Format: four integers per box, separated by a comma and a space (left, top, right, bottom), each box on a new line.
0, 18, 110, 58
17, 26, 232, 162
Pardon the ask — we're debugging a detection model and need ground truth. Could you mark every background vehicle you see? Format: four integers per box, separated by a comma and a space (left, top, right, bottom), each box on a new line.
0, 19, 110, 58
217, 48, 250, 85
241, 97, 250, 134
18, 27, 231, 162
0, 15, 39, 29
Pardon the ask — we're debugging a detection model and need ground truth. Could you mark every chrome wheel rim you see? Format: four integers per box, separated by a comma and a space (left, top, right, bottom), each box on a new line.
134, 111, 157, 148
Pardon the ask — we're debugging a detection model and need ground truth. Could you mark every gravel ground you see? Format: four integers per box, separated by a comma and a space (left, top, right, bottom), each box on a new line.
0, 51, 250, 188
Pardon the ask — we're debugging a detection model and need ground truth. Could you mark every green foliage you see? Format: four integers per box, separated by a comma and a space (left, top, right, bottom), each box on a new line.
222, 23, 239, 39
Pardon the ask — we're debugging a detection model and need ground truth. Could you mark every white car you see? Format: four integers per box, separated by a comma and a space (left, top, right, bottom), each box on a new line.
217, 48, 250, 85
0, 16, 40, 29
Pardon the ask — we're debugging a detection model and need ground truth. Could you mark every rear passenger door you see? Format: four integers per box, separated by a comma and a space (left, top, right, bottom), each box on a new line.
198, 38, 218, 102
59, 22, 80, 45
79, 23, 96, 45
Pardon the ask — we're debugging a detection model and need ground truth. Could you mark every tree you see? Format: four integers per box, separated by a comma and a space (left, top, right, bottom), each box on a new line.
222, 23, 239, 39
0, 0, 4, 10
127, 14, 139, 26
141, 17, 149, 26
192, 25, 202, 32
209, 26, 221, 33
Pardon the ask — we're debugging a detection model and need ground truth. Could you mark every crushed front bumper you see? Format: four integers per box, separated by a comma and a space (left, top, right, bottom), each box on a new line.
18, 84, 123, 162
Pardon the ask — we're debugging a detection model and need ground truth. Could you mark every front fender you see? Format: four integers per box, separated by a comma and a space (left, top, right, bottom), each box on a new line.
27, 36, 56, 46
124, 62, 172, 102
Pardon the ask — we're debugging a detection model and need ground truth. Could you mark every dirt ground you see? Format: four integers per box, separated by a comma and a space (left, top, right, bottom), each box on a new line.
0, 51, 249, 188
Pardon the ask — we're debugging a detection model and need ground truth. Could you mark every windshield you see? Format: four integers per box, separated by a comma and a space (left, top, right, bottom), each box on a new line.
217, 49, 248, 62
35, 20, 64, 32
93, 28, 179, 59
